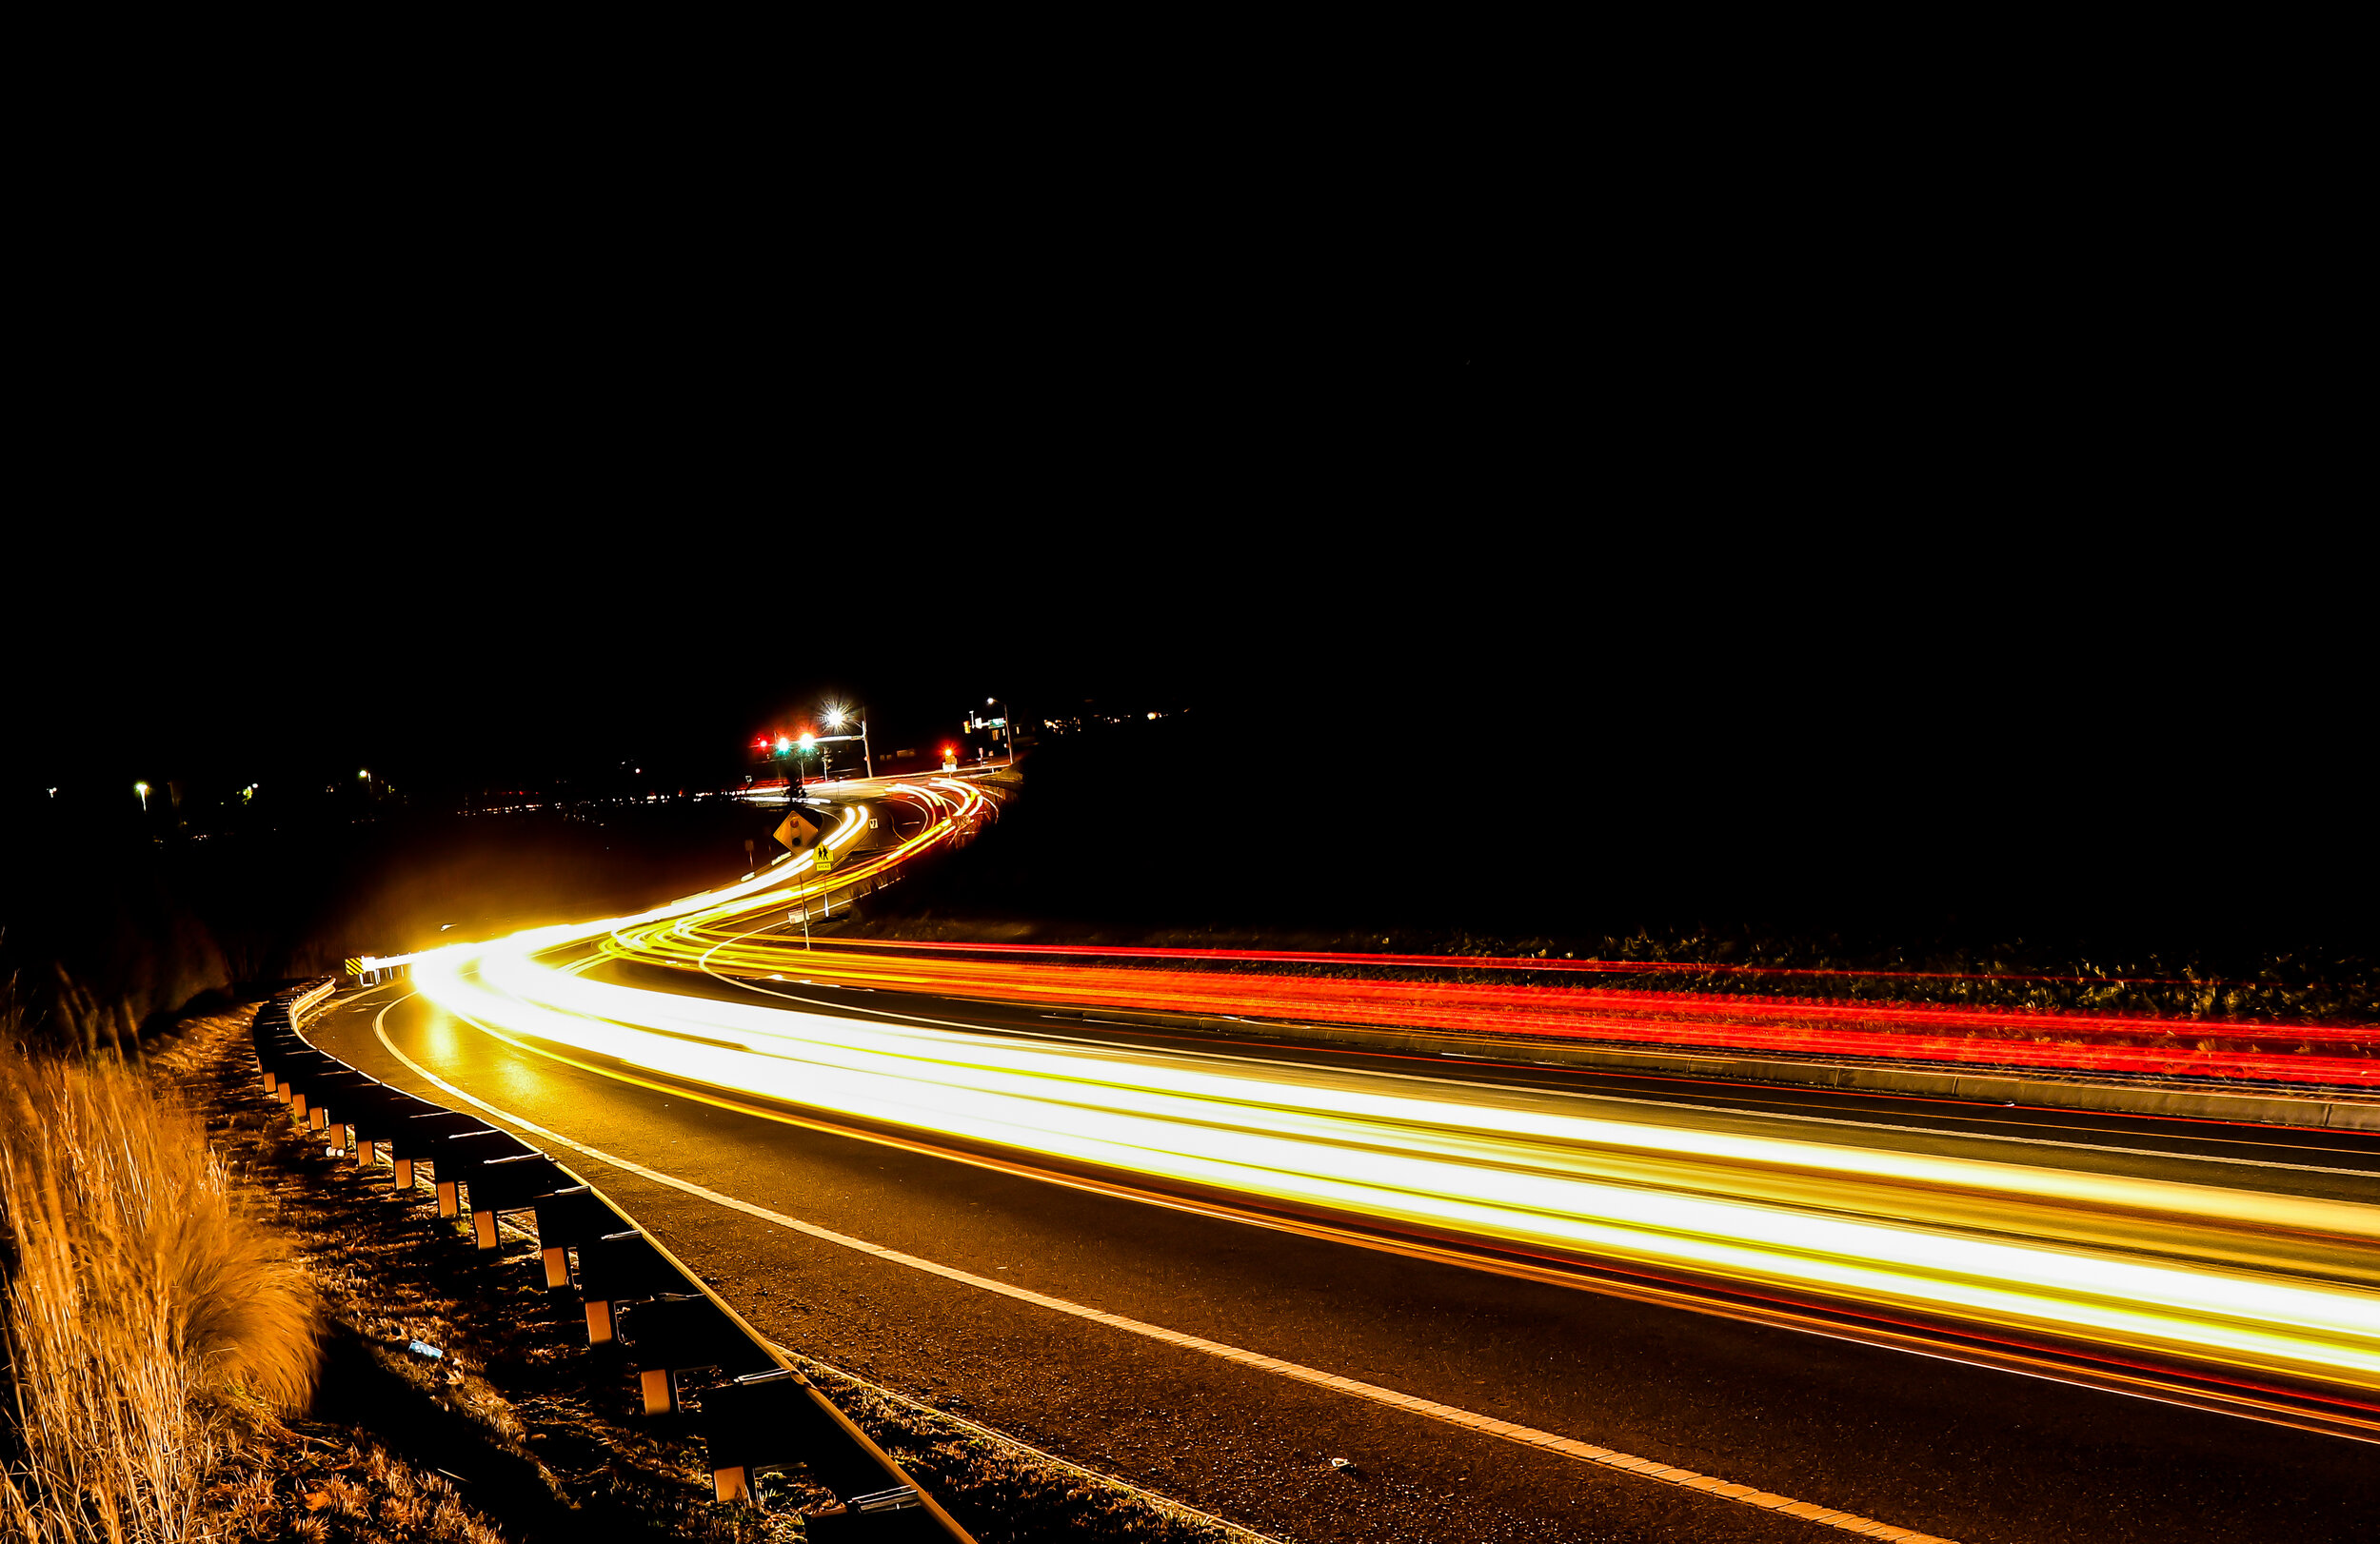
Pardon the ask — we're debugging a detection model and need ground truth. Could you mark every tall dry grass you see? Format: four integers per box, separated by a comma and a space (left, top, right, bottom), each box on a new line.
0, 1046, 317, 1542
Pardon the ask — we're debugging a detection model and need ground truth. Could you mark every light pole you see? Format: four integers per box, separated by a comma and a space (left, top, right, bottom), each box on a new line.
134, 781, 149, 812
986, 697, 1013, 764
824, 707, 870, 780
816, 705, 873, 781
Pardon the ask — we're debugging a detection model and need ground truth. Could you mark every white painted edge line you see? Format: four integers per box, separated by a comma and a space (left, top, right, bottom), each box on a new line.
776, 1344, 1283, 1544
368, 999, 1961, 1544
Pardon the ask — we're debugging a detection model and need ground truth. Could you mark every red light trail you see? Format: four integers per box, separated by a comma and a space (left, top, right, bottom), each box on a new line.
615, 937, 2378, 1088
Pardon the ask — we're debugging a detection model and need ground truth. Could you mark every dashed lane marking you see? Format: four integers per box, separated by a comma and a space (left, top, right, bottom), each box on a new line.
367, 997, 1962, 1542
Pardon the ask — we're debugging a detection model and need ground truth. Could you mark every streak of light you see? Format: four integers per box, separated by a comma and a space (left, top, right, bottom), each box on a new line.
360, 778, 995, 977
411, 920, 2380, 1423
593, 929, 2380, 1087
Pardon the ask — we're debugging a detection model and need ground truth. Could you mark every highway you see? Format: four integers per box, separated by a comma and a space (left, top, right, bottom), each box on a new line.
322, 786, 2380, 1542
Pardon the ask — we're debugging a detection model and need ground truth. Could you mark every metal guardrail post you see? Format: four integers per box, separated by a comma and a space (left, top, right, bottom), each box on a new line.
249, 981, 978, 1540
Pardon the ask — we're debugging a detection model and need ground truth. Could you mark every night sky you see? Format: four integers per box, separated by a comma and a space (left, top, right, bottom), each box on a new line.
8, 298, 2368, 953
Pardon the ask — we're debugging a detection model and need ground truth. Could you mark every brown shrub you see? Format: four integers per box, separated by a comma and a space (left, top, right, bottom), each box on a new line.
0, 1048, 318, 1541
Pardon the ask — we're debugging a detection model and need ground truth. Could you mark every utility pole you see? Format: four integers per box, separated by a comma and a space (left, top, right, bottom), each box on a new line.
987, 697, 1013, 764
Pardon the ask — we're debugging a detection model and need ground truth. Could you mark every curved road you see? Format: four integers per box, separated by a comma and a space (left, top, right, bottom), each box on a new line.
310, 965, 2380, 1544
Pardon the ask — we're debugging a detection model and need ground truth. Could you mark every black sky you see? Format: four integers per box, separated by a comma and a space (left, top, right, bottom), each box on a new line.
6, 203, 2367, 954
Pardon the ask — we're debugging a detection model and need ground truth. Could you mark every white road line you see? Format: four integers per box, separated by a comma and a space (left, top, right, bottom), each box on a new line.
777, 1345, 1283, 1544
368, 999, 1960, 1543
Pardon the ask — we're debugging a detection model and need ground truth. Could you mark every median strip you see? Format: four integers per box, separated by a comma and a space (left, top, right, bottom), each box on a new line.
369, 1000, 1963, 1543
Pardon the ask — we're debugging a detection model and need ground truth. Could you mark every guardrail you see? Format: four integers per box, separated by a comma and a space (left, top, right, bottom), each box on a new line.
250, 980, 975, 1540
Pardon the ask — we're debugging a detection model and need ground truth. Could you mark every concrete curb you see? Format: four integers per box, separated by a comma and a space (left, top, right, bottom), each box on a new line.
1042, 1007, 2380, 1133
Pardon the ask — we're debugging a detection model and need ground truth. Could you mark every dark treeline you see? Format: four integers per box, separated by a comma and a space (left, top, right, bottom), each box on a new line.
877, 712, 2376, 979
0, 789, 776, 1053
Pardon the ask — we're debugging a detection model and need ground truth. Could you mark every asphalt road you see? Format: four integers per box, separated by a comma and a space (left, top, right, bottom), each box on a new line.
306, 975, 2380, 1544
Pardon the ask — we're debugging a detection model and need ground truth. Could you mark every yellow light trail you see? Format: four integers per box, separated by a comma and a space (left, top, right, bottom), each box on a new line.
359, 779, 992, 977
404, 855, 2380, 1421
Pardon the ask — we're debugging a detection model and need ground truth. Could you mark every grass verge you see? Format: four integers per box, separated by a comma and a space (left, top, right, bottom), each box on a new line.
2, 1011, 536, 1543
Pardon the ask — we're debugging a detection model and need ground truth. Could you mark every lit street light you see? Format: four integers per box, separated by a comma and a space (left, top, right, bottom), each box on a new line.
806, 706, 874, 781
134, 781, 149, 812
986, 697, 1013, 765
823, 705, 873, 779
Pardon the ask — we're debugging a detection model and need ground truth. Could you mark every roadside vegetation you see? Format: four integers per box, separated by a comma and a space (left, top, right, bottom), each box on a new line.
0, 1029, 314, 1540
0, 992, 516, 1543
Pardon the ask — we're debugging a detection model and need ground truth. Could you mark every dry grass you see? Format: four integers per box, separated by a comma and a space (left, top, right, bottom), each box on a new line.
0, 1044, 318, 1542
197, 1427, 506, 1544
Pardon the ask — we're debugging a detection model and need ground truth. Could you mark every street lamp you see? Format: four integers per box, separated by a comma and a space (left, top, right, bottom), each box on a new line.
134, 781, 149, 812
808, 705, 875, 781
986, 697, 1013, 764
823, 705, 873, 779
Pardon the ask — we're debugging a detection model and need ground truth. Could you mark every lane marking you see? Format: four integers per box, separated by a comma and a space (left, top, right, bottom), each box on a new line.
775, 1344, 1283, 1544
367, 999, 1960, 1542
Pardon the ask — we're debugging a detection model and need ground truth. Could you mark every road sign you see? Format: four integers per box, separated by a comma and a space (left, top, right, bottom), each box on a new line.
813, 841, 836, 873
344, 957, 364, 977
772, 809, 819, 851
